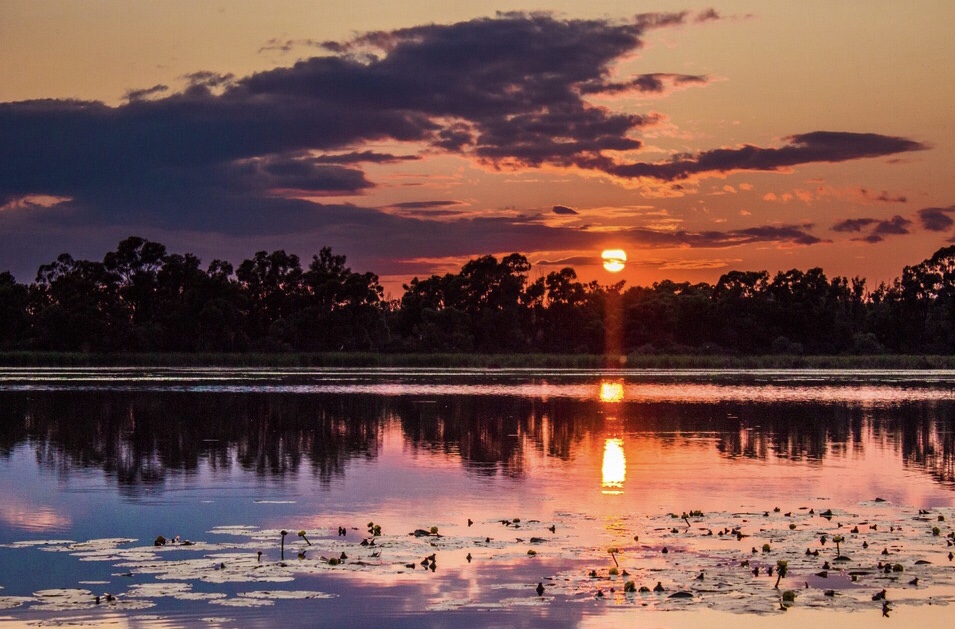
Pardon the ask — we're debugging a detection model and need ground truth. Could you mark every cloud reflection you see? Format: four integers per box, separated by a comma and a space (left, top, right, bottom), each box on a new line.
0, 500, 71, 532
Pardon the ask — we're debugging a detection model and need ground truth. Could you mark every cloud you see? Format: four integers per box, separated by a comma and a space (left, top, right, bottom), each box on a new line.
312, 151, 420, 165
695, 8, 722, 23
223, 154, 374, 195
832, 218, 879, 233
650, 225, 824, 248
552, 205, 579, 215
0, 11, 923, 280
536, 256, 600, 266
579, 73, 708, 95
0, 194, 72, 213
869, 215, 912, 239
832, 215, 911, 243
124, 84, 168, 103
606, 131, 926, 181
867, 189, 907, 203
918, 206, 955, 232
388, 200, 464, 210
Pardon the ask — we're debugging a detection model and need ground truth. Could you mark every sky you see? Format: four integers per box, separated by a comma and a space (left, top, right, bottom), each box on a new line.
2, 0, 954, 296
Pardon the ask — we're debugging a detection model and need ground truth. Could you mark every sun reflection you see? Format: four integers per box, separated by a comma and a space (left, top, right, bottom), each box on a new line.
599, 381, 624, 403
601, 438, 626, 494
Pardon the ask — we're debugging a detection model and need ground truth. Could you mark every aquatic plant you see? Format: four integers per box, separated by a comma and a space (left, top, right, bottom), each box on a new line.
832, 534, 846, 559
297, 530, 311, 545
774, 560, 788, 588
5, 501, 955, 618
608, 547, 619, 567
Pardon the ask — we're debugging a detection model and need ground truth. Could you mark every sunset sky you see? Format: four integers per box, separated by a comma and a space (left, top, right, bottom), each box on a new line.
2, 1, 953, 296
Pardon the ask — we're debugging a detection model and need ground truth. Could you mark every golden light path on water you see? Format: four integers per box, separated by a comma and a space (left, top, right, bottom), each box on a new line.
599, 381, 624, 403
600, 438, 626, 494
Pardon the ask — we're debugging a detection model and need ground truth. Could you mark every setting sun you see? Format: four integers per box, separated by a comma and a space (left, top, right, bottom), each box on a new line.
601, 249, 627, 273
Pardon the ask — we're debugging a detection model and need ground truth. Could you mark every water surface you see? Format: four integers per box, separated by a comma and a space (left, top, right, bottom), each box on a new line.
1, 368, 953, 627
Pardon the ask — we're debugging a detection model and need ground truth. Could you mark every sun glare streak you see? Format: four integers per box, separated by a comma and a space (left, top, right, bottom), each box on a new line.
601, 438, 627, 494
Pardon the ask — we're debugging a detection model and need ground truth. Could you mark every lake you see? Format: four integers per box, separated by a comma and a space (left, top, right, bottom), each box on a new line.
1, 367, 954, 628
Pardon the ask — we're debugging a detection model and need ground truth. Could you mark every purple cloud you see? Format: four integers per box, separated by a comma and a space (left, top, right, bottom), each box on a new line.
0, 11, 923, 281
552, 205, 579, 215
834, 215, 912, 243
918, 206, 955, 232
832, 218, 879, 233
607, 132, 926, 181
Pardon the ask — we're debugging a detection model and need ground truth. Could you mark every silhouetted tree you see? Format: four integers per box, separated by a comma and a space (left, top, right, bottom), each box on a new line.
236, 250, 304, 348
30, 253, 124, 350
0, 271, 29, 349
8, 238, 955, 356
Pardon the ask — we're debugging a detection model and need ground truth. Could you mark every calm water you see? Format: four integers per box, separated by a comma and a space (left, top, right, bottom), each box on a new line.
1, 368, 954, 628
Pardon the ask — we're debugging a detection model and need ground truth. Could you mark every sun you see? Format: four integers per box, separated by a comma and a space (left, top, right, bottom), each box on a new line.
601, 249, 627, 273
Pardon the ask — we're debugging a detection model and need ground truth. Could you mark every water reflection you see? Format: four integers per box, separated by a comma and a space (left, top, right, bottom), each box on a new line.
599, 381, 624, 403
601, 438, 626, 493
1, 380, 955, 493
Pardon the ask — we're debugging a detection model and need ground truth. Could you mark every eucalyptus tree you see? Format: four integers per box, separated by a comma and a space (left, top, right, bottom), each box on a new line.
0, 271, 29, 349
294, 247, 388, 351
30, 253, 124, 351
235, 250, 304, 347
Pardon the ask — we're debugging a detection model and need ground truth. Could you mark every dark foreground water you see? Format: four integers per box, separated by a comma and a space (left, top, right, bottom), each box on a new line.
1, 368, 954, 628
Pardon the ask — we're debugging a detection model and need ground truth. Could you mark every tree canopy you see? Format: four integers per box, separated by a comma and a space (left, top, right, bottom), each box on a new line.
3, 236, 955, 355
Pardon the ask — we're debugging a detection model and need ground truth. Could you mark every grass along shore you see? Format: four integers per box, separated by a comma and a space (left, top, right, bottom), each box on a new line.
2, 351, 955, 369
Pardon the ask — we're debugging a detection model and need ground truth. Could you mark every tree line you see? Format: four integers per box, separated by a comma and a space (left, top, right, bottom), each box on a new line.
2, 236, 955, 355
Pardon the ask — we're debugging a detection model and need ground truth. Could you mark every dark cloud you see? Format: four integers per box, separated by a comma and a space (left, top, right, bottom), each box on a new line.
623, 225, 824, 248
0, 14, 924, 218
124, 84, 168, 102
607, 132, 926, 181
258, 38, 327, 54
868, 189, 907, 203
0, 12, 923, 280
552, 205, 579, 215
0, 13, 663, 212
388, 200, 464, 209
224, 154, 373, 194
833, 215, 911, 243
832, 218, 879, 233
312, 151, 420, 165
634, 11, 692, 29
864, 215, 912, 242
579, 72, 708, 95
918, 206, 955, 232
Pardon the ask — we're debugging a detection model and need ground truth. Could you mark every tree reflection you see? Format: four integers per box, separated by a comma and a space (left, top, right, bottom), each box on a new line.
1, 390, 953, 491
0, 391, 386, 495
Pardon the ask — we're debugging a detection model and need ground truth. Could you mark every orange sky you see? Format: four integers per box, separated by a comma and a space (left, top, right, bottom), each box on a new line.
1, 1, 953, 295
